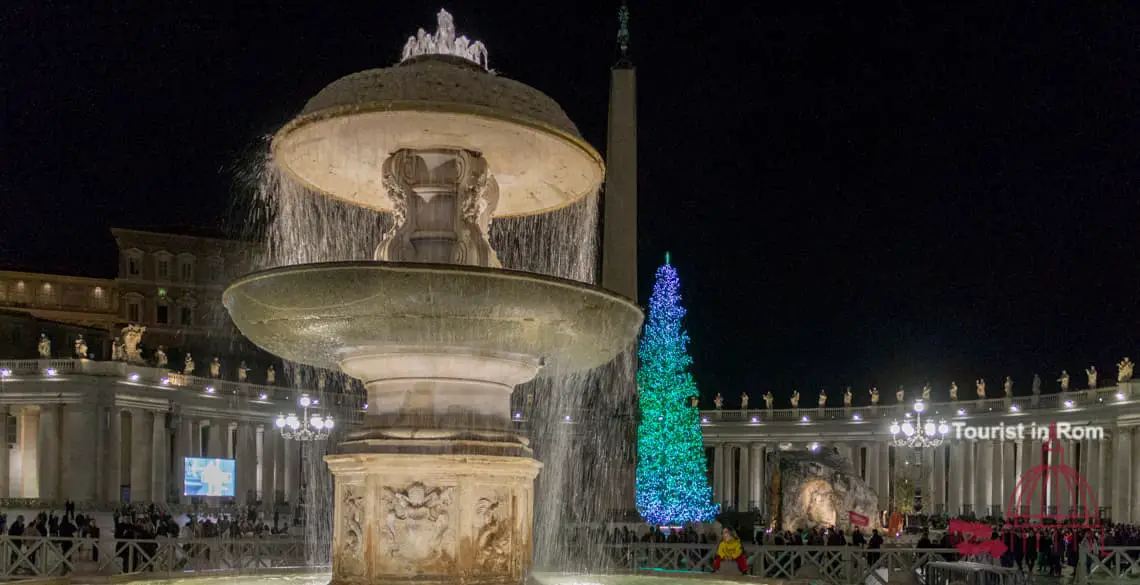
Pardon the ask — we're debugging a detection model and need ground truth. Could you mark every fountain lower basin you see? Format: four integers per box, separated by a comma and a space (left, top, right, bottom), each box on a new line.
223, 260, 642, 585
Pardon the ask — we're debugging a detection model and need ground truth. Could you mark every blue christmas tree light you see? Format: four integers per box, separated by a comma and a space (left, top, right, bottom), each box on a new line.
636, 253, 718, 525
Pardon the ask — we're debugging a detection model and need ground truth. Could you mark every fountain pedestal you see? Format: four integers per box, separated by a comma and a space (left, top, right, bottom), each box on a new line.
328, 454, 539, 585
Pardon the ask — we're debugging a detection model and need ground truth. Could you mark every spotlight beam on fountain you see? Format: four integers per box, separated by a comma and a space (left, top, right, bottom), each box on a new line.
224, 9, 642, 585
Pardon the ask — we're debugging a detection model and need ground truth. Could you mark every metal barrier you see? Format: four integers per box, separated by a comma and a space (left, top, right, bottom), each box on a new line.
0, 536, 312, 579
604, 543, 1140, 585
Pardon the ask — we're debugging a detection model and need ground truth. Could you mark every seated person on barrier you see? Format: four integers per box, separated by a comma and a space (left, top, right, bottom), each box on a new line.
713, 527, 748, 573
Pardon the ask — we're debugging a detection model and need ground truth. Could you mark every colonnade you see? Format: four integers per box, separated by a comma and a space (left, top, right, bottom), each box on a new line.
710, 426, 1140, 523
0, 404, 302, 506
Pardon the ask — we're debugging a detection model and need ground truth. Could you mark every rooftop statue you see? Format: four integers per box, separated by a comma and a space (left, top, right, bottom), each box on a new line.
690, 396, 698, 408
949, 381, 958, 401
844, 387, 853, 407
1031, 374, 1041, 395
210, 357, 221, 379
121, 324, 146, 364
111, 337, 125, 361
155, 346, 168, 369
714, 393, 723, 410
740, 392, 749, 410
74, 335, 88, 360
895, 386, 905, 404
1003, 376, 1013, 397
184, 353, 195, 376
401, 10, 489, 70
1058, 370, 1070, 391
238, 361, 249, 383
975, 378, 986, 399
266, 364, 276, 385
922, 382, 931, 402
818, 390, 827, 407
763, 392, 774, 409
37, 333, 51, 359
869, 387, 879, 405
1118, 358, 1134, 383
1086, 365, 1098, 389
790, 390, 800, 408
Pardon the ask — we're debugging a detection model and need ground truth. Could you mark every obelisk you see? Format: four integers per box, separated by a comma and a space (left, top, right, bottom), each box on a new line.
601, 2, 638, 303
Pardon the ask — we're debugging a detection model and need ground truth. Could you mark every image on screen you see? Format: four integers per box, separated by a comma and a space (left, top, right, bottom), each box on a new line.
183, 457, 236, 497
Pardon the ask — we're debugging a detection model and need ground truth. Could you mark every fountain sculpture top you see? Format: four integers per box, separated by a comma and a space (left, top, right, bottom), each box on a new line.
401, 9, 489, 70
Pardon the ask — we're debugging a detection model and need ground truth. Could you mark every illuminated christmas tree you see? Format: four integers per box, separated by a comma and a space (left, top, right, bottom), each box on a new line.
636, 253, 718, 525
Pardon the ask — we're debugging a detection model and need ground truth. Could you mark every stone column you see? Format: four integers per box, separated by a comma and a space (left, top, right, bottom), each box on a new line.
283, 437, 299, 507
175, 415, 192, 503
1131, 429, 1140, 523
1113, 429, 1131, 523
235, 422, 256, 503
737, 443, 750, 511
921, 448, 934, 512
1029, 437, 1044, 514
129, 409, 152, 503
261, 426, 278, 503
208, 419, 229, 459
723, 446, 736, 509
876, 442, 890, 511
1098, 433, 1113, 518
1016, 437, 1032, 516
1001, 441, 1015, 516
1083, 438, 1099, 517
19, 408, 39, 498
961, 441, 975, 515
976, 441, 992, 515
712, 444, 725, 506
273, 431, 286, 504
61, 404, 95, 502
0, 407, 10, 498
932, 445, 946, 513
867, 442, 881, 509
189, 417, 202, 459
152, 411, 168, 504
750, 444, 765, 517
37, 404, 61, 502
104, 408, 122, 504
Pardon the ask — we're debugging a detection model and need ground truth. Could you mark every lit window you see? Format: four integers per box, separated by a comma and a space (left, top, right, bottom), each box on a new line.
92, 287, 108, 309
38, 283, 57, 305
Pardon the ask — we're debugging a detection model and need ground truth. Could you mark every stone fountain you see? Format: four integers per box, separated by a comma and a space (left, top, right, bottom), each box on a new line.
223, 10, 642, 585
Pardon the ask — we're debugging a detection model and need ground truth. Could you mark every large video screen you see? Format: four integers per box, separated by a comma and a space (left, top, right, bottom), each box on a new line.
183, 457, 236, 497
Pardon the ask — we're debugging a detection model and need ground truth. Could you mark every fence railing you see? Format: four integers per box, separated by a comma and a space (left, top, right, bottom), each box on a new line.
0, 536, 314, 579
604, 543, 1140, 585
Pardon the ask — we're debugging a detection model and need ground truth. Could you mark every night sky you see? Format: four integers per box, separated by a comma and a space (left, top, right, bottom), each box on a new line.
4, 2, 1139, 406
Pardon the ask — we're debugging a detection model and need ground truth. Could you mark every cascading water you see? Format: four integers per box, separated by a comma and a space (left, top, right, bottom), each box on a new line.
240, 152, 638, 571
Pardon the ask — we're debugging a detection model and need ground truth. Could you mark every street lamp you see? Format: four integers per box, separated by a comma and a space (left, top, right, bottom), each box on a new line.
888, 401, 949, 520
275, 393, 334, 441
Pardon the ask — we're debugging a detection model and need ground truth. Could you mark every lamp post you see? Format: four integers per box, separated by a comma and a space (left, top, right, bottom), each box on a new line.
888, 400, 949, 522
275, 393, 334, 441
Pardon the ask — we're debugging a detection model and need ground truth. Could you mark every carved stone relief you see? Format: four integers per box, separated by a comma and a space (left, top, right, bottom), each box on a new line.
473, 492, 512, 574
379, 482, 455, 572
336, 484, 367, 578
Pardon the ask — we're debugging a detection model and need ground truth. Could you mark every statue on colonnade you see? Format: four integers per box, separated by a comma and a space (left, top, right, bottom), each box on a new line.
1086, 365, 1097, 389
818, 389, 827, 408
37, 333, 51, 359
869, 387, 879, 405
949, 381, 958, 401
975, 378, 986, 399
895, 386, 904, 404
184, 353, 195, 375
266, 364, 276, 385
210, 357, 221, 378
155, 346, 168, 368
740, 392, 749, 410
73, 335, 87, 359
790, 390, 800, 408
238, 361, 249, 383
1118, 358, 1133, 383
714, 393, 723, 409
921, 382, 931, 402
763, 391, 773, 409
1058, 370, 1070, 391
844, 387, 853, 407
121, 324, 146, 363
1003, 376, 1013, 398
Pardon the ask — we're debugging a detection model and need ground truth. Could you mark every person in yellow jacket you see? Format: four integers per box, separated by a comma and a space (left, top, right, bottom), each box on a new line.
713, 527, 748, 573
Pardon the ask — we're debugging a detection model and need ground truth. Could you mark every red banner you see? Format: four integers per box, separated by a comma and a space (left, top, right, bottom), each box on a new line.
848, 511, 869, 527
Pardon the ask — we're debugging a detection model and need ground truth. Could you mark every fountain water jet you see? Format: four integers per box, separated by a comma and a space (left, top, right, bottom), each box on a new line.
224, 10, 642, 585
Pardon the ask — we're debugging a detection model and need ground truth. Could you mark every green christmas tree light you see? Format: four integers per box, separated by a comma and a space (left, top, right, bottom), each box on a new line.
636, 253, 718, 525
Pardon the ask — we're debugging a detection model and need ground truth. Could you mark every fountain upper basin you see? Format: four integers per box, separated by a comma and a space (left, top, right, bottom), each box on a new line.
272, 56, 604, 218
222, 261, 643, 376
